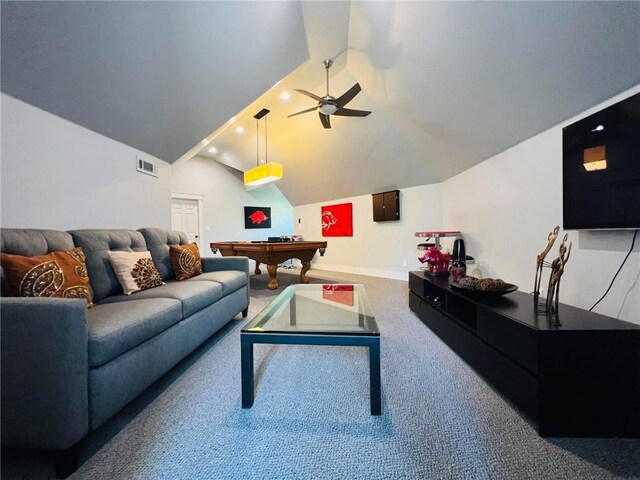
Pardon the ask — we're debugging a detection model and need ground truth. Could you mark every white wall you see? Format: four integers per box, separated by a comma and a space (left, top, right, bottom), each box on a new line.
442, 86, 640, 324
293, 184, 443, 280
1, 94, 171, 230
293, 86, 639, 324
171, 155, 293, 256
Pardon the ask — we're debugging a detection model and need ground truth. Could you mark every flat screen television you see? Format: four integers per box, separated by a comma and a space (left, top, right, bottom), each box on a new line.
562, 92, 640, 230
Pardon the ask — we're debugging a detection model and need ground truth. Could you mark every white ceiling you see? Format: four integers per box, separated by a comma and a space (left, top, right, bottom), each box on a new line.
3, 1, 639, 206
1, 1, 309, 162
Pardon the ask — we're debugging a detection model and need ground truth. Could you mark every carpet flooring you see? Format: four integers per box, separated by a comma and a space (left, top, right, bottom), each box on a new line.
2, 269, 639, 479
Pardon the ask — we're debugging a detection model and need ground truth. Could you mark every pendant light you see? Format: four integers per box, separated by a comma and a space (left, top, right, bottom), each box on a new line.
244, 108, 283, 187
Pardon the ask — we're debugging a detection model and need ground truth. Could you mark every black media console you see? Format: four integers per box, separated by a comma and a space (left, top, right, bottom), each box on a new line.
408, 271, 640, 437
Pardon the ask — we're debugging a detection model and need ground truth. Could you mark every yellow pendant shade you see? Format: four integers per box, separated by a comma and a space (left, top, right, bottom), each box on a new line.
244, 162, 283, 187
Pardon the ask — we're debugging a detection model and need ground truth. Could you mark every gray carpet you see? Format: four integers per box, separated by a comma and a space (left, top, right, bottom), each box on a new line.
2, 269, 639, 479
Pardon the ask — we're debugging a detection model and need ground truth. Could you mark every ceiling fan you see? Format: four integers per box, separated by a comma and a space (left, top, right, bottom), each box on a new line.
288, 59, 371, 129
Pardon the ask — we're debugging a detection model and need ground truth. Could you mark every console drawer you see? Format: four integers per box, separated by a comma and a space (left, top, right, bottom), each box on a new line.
477, 306, 538, 375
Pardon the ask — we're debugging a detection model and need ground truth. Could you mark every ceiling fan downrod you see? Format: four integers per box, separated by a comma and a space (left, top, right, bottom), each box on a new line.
323, 58, 332, 97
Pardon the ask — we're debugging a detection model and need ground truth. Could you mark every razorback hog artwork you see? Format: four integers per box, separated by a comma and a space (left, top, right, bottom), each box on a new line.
244, 206, 272, 229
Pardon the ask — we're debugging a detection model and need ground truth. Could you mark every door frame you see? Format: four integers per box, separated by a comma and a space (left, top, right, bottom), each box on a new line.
171, 192, 204, 248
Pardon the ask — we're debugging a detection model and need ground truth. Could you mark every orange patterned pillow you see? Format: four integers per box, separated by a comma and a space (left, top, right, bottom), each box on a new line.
0, 247, 93, 306
170, 243, 203, 280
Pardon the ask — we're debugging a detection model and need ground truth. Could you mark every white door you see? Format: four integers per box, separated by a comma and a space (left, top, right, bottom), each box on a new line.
171, 198, 200, 245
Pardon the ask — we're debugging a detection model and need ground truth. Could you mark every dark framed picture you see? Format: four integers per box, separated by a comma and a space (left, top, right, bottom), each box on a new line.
244, 206, 271, 229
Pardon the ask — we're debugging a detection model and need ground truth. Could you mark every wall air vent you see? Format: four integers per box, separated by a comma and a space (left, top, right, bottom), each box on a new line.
136, 155, 158, 177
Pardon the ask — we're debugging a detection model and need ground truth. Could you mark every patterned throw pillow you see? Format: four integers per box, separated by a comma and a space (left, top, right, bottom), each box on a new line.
169, 243, 203, 281
0, 247, 93, 306
107, 251, 164, 295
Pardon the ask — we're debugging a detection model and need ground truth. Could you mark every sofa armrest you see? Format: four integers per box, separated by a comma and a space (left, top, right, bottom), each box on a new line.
1, 298, 89, 450
201, 256, 249, 274
201, 257, 250, 313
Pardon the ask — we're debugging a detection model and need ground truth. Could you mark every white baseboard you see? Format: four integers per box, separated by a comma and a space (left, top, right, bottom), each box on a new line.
308, 263, 408, 281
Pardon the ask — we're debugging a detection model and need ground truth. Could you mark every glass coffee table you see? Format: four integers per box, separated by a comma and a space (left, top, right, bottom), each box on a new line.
241, 284, 381, 415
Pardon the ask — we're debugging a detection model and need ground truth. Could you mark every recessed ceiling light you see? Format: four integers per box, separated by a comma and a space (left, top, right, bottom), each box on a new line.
280, 91, 290, 101
235, 126, 245, 134
592, 125, 604, 132
208, 147, 218, 154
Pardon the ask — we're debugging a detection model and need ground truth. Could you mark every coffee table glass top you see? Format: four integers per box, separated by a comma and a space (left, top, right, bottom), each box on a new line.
242, 284, 378, 336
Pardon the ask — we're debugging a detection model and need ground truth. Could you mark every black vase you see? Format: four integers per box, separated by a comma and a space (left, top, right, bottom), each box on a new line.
452, 238, 466, 264
451, 238, 467, 280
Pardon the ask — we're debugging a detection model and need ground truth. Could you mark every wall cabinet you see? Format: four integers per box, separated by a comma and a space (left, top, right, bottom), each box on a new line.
409, 270, 640, 437
372, 190, 400, 222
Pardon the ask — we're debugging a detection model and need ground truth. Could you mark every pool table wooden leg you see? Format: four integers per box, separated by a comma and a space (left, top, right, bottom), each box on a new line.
254, 261, 262, 275
300, 261, 311, 284
267, 264, 279, 289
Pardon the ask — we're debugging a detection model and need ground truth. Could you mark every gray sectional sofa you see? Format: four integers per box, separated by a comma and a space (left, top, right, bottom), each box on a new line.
0, 227, 249, 474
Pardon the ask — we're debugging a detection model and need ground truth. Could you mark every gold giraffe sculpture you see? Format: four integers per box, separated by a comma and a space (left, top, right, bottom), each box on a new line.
534, 226, 560, 298
546, 233, 572, 321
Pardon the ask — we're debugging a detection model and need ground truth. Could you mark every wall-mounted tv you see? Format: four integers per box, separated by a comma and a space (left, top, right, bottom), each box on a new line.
562, 92, 640, 230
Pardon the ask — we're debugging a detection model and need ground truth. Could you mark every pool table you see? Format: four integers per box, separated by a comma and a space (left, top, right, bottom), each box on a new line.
210, 241, 327, 290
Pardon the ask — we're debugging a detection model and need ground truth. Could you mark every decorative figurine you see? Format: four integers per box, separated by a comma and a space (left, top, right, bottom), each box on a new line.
534, 225, 560, 299
546, 234, 572, 323
418, 246, 451, 276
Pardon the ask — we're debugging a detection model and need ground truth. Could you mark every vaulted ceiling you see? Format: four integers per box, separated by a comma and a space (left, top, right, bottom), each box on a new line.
3, 2, 639, 206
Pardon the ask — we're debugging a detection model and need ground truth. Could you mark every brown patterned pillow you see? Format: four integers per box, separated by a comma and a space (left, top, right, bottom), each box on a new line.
0, 247, 93, 306
170, 243, 203, 281
107, 251, 164, 295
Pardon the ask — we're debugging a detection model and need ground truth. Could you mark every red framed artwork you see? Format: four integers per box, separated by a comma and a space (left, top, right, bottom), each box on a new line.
321, 202, 353, 237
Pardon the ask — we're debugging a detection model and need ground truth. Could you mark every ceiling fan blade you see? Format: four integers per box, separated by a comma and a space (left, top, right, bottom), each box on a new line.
335, 83, 362, 109
287, 106, 319, 118
333, 108, 371, 117
294, 89, 324, 102
319, 112, 331, 129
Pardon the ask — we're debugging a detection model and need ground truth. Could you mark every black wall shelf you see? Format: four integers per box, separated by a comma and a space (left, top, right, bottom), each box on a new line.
408, 270, 640, 437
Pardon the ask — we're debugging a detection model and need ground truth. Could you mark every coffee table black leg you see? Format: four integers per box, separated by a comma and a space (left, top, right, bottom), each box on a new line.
369, 340, 381, 415
241, 336, 254, 408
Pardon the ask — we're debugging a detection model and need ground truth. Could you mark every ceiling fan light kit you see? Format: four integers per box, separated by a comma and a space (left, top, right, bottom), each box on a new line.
244, 108, 283, 187
288, 58, 371, 129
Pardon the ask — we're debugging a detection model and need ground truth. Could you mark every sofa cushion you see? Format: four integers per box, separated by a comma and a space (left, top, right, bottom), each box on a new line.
100, 280, 223, 318
170, 243, 203, 280
1, 247, 93, 306
69, 230, 148, 303
107, 250, 164, 295
87, 298, 182, 367
184, 271, 246, 296
138, 228, 188, 281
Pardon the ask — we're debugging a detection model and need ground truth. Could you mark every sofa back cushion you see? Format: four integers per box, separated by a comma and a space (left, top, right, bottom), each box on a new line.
138, 228, 188, 281
69, 229, 148, 302
0, 228, 76, 296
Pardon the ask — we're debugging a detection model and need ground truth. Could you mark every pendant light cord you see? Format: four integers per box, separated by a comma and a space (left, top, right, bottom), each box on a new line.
252, 108, 270, 167
255, 118, 259, 167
